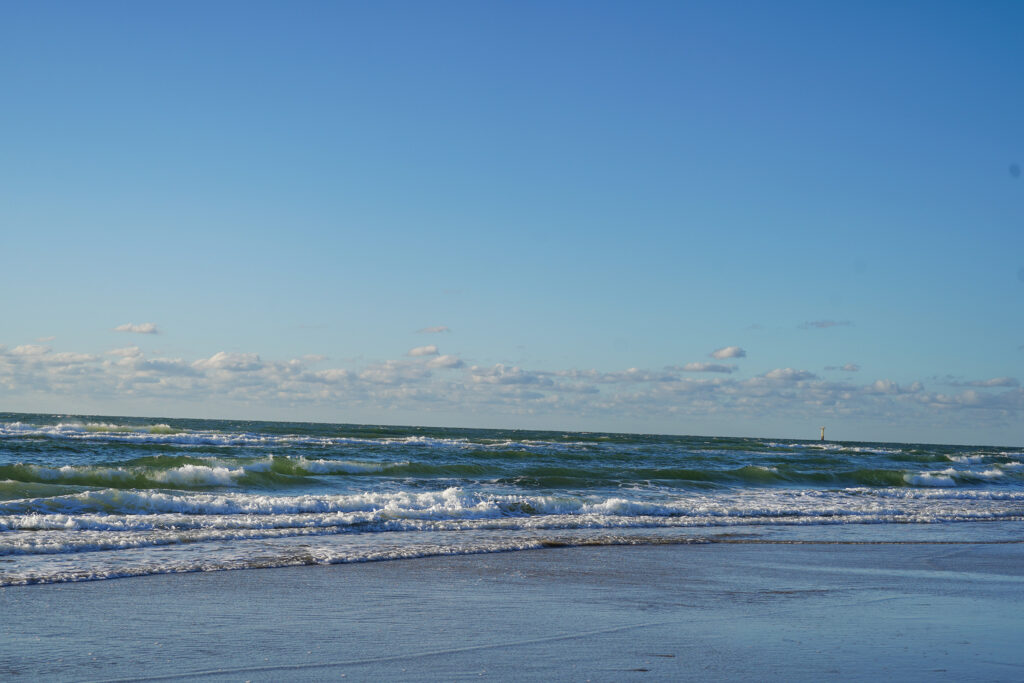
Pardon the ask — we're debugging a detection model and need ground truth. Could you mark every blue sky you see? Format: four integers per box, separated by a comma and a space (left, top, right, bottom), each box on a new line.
2, 1, 1022, 444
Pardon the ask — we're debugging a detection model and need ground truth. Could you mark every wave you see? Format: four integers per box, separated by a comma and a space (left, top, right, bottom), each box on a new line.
3, 452, 1023, 494
0, 531, 725, 586
0, 454, 402, 492
4, 485, 1023, 533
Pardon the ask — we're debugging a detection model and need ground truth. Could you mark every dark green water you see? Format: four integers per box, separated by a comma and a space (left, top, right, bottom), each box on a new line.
2, 412, 1022, 584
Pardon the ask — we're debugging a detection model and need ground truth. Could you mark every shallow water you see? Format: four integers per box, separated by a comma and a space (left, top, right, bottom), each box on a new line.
2, 412, 1022, 585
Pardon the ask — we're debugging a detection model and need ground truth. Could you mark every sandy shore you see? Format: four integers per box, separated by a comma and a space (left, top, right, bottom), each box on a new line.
3, 541, 1023, 681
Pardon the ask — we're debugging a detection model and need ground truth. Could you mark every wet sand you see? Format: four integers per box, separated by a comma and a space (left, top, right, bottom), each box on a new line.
2, 541, 1023, 681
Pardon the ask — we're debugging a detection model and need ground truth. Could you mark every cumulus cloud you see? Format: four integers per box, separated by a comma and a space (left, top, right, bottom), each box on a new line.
108, 348, 143, 358
801, 320, 853, 329
470, 364, 552, 386
762, 368, 817, 382
358, 360, 431, 385
417, 326, 450, 334
11, 345, 50, 356
314, 368, 352, 383
114, 322, 159, 334
427, 354, 464, 369
680, 362, 736, 374
128, 357, 201, 377
407, 345, 439, 357
710, 346, 746, 360
866, 379, 923, 395
193, 351, 263, 372
3, 340, 1022, 438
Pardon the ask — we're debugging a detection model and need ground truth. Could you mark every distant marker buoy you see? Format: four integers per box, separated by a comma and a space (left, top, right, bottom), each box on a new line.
820, 426, 825, 441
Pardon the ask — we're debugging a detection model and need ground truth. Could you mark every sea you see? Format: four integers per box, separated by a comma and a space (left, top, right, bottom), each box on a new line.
2, 412, 1022, 586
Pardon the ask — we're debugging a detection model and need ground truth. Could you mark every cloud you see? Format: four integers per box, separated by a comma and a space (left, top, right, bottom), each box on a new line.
710, 346, 746, 360
762, 368, 817, 382
825, 363, 860, 372
583, 368, 677, 383
11, 345, 51, 356
359, 360, 431, 385
114, 322, 159, 334
801, 320, 853, 329
680, 362, 736, 374
193, 351, 263, 372
958, 376, 1015, 387
314, 368, 352, 383
3, 341, 1022, 439
470, 364, 552, 386
127, 356, 201, 377
108, 346, 143, 358
427, 354, 464, 369
407, 345, 439, 357
417, 326, 450, 334
35, 336, 56, 343
866, 379, 923, 395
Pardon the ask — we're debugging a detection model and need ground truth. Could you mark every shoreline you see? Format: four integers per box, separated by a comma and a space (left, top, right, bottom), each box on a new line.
4, 540, 1023, 681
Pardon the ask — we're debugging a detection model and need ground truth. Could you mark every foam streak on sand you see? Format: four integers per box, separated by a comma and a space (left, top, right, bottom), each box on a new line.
1, 412, 1023, 585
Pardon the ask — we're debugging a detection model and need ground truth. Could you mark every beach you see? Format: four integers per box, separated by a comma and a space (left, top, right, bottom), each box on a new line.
3, 540, 1023, 682
3, 416, 1023, 680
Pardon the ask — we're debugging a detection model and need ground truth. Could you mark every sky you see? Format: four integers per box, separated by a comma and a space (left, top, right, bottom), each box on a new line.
2, 1, 1022, 444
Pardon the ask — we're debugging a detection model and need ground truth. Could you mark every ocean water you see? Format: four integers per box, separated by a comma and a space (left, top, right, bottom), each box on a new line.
1, 412, 1022, 586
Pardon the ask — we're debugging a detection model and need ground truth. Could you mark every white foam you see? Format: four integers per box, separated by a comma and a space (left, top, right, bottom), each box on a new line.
291, 456, 391, 474
948, 454, 987, 464
152, 464, 242, 487
0, 420, 619, 453
904, 472, 957, 487
766, 442, 903, 455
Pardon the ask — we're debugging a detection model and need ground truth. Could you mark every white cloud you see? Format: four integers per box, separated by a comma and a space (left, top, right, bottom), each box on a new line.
407, 345, 439, 357
960, 377, 1019, 388
427, 354, 464, 369
127, 356, 201, 377
470, 364, 551, 386
592, 368, 677, 383
710, 346, 746, 360
866, 379, 923, 395
114, 322, 159, 334
35, 336, 56, 343
825, 363, 860, 372
49, 352, 98, 364
680, 362, 736, 374
3, 341, 1022, 441
417, 326, 450, 334
762, 368, 817, 381
359, 360, 431, 385
314, 368, 352, 383
11, 345, 50, 356
193, 351, 263, 372
108, 346, 143, 358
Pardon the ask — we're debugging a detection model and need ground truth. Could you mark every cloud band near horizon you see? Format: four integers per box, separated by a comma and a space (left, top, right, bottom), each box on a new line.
1, 342, 1020, 438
